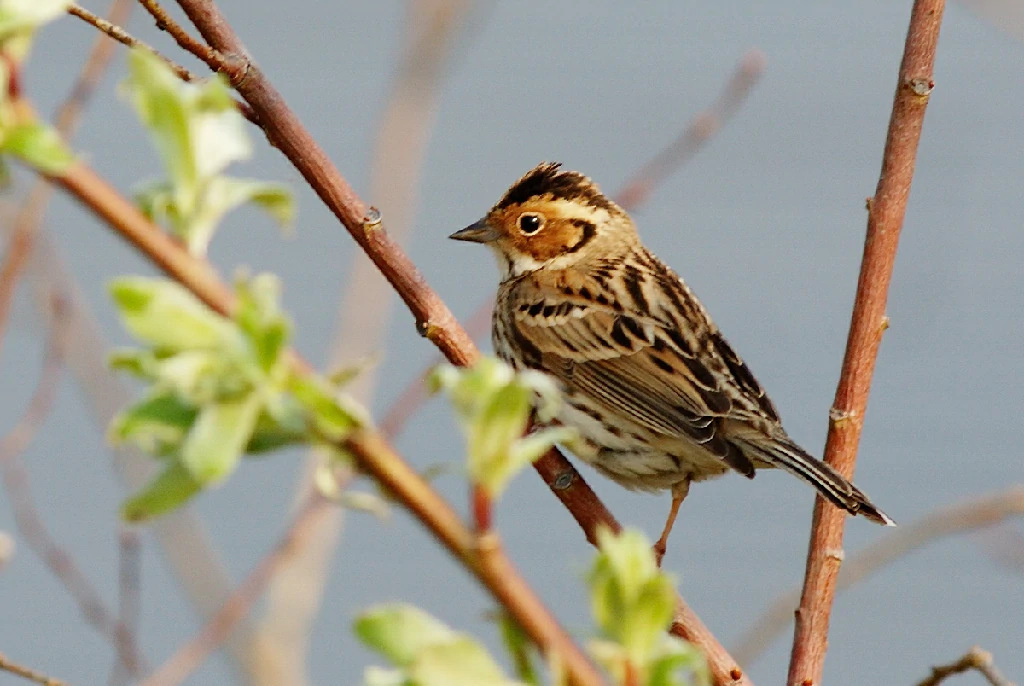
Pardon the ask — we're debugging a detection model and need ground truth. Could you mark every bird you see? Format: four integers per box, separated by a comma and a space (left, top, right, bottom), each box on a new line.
450, 162, 894, 562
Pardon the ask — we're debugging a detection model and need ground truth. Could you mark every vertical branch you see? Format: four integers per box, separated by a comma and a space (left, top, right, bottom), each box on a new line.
786, 2, 945, 684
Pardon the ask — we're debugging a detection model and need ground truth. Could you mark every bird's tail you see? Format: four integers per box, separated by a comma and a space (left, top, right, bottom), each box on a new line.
748, 436, 895, 526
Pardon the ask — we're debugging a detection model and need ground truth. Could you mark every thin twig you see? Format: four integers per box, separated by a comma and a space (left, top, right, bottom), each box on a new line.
787, 2, 946, 684
732, 486, 1024, 667
915, 646, 1016, 686
379, 48, 765, 442
109, 527, 143, 686
615, 49, 766, 209
65, 4, 258, 124
0, 298, 146, 677
67, 4, 197, 82
0, 652, 67, 686
136, 0, 235, 76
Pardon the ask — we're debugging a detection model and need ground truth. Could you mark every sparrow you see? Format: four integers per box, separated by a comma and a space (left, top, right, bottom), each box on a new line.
450, 162, 893, 560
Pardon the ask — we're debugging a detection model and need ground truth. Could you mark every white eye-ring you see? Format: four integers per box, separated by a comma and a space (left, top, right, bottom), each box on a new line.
517, 212, 545, 235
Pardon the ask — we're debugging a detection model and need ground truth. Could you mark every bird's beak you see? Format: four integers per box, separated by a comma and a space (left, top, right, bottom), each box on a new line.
449, 219, 500, 244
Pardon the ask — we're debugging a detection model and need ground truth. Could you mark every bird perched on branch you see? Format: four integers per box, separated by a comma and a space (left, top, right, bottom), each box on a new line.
450, 162, 894, 562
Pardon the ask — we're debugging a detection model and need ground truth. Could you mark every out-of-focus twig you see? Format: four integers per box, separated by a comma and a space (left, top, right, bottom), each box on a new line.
787, 3, 946, 682
0, 652, 66, 686
615, 49, 765, 209
257, 1, 474, 678
733, 486, 1024, 667
379, 48, 765, 442
955, 0, 1024, 42
138, 495, 334, 686
379, 297, 491, 439
0, 297, 146, 678
109, 527, 143, 686
915, 646, 1016, 686
9, 2, 266, 681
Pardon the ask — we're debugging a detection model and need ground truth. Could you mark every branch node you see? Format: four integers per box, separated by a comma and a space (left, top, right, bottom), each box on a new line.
729, 668, 744, 682
827, 407, 855, 427
905, 77, 935, 98
823, 547, 845, 563
553, 469, 576, 490
878, 315, 890, 334
362, 206, 383, 231
416, 319, 436, 339
864, 196, 874, 212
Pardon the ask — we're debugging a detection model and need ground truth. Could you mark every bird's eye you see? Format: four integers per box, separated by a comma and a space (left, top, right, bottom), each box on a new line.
518, 213, 544, 235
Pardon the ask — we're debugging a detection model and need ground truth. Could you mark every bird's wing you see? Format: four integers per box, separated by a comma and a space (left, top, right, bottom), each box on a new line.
508, 279, 773, 470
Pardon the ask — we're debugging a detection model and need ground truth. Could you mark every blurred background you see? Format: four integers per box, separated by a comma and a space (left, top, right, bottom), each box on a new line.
3, 0, 1023, 684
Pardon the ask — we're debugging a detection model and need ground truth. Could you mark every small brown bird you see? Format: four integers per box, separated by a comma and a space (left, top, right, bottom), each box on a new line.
451, 162, 894, 561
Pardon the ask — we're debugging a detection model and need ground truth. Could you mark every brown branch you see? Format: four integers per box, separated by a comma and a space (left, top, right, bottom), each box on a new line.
136, 0, 234, 76
0, 652, 67, 686
0, 298, 147, 678
786, 2, 946, 684
50, 162, 603, 686
65, 4, 258, 124
67, 4, 197, 83
915, 646, 1016, 686
379, 48, 764, 441
732, 486, 1024, 667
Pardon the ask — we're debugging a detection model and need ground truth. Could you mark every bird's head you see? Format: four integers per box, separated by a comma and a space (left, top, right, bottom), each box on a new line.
450, 162, 636, 279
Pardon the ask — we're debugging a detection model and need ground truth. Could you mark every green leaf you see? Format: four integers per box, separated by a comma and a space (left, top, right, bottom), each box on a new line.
180, 394, 263, 484
245, 408, 307, 454
109, 277, 239, 352
109, 391, 198, 457
0, 0, 71, 44
2, 121, 74, 174
499, 616, 540, 686
589, 527, 678, 667
233, 273, 291, 372
647, 640, 708, 686
120, 461, 202, 522
125, 49, 197, 199
354, 604, 456, 668
195, 177, 294, 242
410, 638, 516, 686
289, 375, 361, 441
363, 667, 407, 686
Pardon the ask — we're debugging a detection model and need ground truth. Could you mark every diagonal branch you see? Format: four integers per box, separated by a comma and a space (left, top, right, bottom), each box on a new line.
787, 2, 946, 684
51, 161, 604, 686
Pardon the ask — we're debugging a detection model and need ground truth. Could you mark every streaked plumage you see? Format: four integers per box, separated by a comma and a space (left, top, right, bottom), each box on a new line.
451, 162, 893, 559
